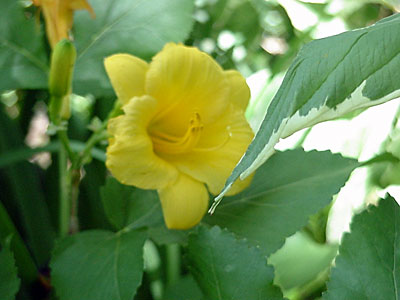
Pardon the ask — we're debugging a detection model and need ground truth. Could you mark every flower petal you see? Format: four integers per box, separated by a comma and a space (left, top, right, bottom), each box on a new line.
104, 54, 149, 105
106, 95, 178, 189
158, 173, 209, 229
162, 104, 254, 195
225, 70, 251, 111
69, 0, 95, 18
146, 43, 230, 136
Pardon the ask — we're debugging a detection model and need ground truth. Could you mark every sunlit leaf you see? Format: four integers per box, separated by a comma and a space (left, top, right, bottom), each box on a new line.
269, 231, 338, 291
218, 13, 400, 200
323, 196, 400, 299
187, 226, 283, 300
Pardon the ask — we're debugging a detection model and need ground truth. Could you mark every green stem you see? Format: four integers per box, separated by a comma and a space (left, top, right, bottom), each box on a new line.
59, 146, 70, 237
55, 100, 120, 237
0, 201, 38, 282
68, 169, 81, 234
57, 129, 75, 162
360, 152, 400, 167
165, 243, 181, 285
294, 127, 312, 149
73, 100, 121, 169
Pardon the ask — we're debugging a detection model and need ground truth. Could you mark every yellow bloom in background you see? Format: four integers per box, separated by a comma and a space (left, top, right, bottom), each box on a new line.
33, 0, 95, 48
104, 43, 254, 229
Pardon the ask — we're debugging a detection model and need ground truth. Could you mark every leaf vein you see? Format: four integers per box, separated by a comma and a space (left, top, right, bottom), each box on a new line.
0, 39, 48, 72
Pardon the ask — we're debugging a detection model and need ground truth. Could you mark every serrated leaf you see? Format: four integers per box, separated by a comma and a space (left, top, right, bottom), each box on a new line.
51, 229, 146, 300
323, 196, 400, 300
218, 13, 400, 200
187, 226, 284, 300
206, 149, 358, 256
72, 0, 195, 96
0, 0, 49, 91
100, 177, 163, 230
0, 240, 21, 300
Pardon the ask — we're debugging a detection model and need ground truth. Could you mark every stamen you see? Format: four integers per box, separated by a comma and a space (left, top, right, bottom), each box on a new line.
192, 131, 231, 152
150, 113, 203, 154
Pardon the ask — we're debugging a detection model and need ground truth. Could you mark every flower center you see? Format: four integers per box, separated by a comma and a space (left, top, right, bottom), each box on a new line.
150, 112, 203, 155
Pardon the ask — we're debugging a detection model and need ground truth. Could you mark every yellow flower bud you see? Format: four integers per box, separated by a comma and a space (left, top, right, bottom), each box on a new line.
33, 0, 95, 48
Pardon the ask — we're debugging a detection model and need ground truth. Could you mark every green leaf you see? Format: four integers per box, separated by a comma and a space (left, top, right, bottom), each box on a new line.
225, 1, 261, 46
0, 239, 21, 300
0, 140, 105, 168
72, 0, 195, 96
217, 13, 400, 200
206, 149, 358, 256
187, 226, 284, 300
323, 196, 400, 300
0, 0, 48, 91
0, 107, 55, 266
100, 177, 163, 230
0, 202, 37, 283
51, 229, 146, 300
147, 224, 189, 246
163, 275, 204, 300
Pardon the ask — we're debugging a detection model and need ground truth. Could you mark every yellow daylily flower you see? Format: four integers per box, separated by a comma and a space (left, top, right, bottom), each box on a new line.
105, 43, 254, 229
33, 0, 95, 48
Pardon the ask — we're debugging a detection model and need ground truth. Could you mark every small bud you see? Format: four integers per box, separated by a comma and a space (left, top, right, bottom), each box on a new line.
49, 39, 76, 97
49, 39, 76, 122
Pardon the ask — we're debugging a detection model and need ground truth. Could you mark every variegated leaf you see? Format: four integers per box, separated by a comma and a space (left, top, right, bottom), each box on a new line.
213, 13, 400, 209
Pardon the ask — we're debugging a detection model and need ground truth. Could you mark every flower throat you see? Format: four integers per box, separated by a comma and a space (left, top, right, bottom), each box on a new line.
150, 112, 203, 155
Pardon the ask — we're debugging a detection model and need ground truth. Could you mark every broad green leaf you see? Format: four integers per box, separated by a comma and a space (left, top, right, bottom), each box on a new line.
72, 0, 195, 96
51, 229, 146, 300
100, 177, 163, 230
206, 149, 358, 256
187, 226, 283, 300
0, 0, 48, 91
216, 13, 400, 202
0, 239, 21, 300
323, 196, 400, 300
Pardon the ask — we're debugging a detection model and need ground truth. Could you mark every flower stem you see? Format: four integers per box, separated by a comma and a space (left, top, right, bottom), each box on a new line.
68, 169, 81, 234
58, 145, 70, 237
73, 100, 121, 169
57, 128, 75, 161
58, 100, 121, 235
165, 243, 181, 285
